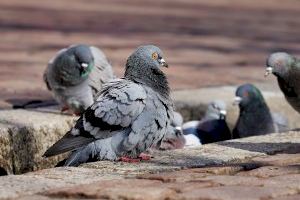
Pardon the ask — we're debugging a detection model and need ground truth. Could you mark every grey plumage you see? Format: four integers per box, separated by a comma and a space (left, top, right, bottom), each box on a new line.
44, 44, 114, 114
44, 45, 173, 166
233, 84, 277, 138
272, 112, 289, 133
182, 100, 231, 144
265, 52, 300, 113
158, 111, 186, 150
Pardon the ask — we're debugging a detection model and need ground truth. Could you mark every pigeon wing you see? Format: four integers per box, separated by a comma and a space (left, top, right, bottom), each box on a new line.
88, 46, 115, 96
43, 79, 147, 157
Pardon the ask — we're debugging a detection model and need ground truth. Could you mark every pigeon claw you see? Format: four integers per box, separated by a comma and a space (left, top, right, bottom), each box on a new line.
61, 106, 69, 113
119, 156, 141, 163
138, 153, 152, 160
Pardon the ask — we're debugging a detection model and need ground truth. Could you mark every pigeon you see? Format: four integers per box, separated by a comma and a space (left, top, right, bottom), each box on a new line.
44, 44, 114, 115
158, 111, 186, 150
184, 134, 201, 147
43, 45, 173, 166
182, 100, 231, 144
265, 52, 300, 113
271, 112, 289, 133
232, 83, 276, 138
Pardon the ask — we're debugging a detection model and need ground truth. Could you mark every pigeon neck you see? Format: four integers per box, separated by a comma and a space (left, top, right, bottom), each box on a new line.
240, 100, 272, 121
53, 66, 88, 86
125, 64, 170, 99
204, 112, 220, 120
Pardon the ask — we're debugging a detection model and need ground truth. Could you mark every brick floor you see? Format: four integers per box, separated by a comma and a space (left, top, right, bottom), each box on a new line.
0, 0, 300, 108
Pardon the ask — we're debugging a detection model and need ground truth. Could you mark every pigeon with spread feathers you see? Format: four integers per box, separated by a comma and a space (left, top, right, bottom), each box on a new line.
44, 45, 173, 166
265, 52, 300, 114
182, 100, 231, 144
232, 83, 288, 138
44, 44, 114, 115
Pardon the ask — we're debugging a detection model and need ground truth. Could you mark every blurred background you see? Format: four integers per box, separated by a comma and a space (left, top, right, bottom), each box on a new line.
0, 0, 300, 108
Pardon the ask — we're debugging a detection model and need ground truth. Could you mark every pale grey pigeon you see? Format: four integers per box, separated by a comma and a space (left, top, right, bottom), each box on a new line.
43, 45, 173, 166
265, 52, 300, 113
232, 84, 288, 138
182, 100, 231, 144
44, 44, 114, 115
158, 111, 186, 150
271, 112, 289, 133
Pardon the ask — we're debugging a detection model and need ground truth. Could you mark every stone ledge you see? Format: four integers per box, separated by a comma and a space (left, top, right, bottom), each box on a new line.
0, 110, 76, 174
0, 132, 299, 199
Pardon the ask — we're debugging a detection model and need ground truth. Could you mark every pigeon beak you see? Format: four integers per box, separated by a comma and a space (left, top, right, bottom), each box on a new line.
233, 96, 242, 105
158, 58, 168, 68
264, 67, 273, 77
175, 126, 182, 132
81, 63, 89, 69
219, 110, 227, 116
175, 126, 183, 136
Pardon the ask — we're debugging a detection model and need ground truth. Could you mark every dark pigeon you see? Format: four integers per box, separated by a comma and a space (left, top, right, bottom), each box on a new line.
232, 83, 276, 138
44, 44, 114, 115
265, 52, 300, 114
183, 100, 231, 145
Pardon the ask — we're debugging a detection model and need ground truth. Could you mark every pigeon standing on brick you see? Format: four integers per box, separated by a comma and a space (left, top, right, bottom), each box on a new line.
182, 100, 231, 144
44, 44, 114, 115
265, 52, 300, 114
43, 45, 173, 166
232, 84, 276, 138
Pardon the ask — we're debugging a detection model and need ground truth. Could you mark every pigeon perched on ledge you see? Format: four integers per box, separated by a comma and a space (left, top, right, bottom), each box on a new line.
43, 45, 174, 166
265, 52, 300, 114
232, 83, 288, 138
44, 44, 114, 115
182, 100, 231, 145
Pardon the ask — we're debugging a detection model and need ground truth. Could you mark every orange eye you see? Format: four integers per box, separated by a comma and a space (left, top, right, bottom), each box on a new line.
152, 52, 158, 60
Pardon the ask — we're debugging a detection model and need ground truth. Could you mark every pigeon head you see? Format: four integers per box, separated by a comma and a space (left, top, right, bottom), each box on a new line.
205, 100, 227, 120
233, 84, 265, 108
265, 52, 295, 78
125, 45, 169, 97
54, 45, 94, 85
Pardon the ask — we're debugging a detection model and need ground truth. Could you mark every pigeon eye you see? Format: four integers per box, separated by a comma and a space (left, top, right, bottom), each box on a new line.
152, 52, 158, 60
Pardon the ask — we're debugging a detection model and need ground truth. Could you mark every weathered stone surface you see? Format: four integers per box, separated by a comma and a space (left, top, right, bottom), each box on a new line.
0, 167, 123, 199
237, 165, 300, 178
0, 124, 13, 175
0, 132, 299, 199
0, 110, 76, 174
42, 169, 300, 200
249, 153, 300, 166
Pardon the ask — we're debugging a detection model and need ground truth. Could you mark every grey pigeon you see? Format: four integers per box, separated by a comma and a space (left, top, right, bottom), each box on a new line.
43, 45, 173, 166
182, 100, 231, 144
232, 84, 276, 138
265, 52, 300, 113
44, 44, 114, 115
271, 112, 289, 133
158, 111, 186, 150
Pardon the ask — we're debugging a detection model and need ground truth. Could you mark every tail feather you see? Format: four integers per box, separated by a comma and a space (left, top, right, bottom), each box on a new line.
43, 132, 95, 157
64, 142, 98, 166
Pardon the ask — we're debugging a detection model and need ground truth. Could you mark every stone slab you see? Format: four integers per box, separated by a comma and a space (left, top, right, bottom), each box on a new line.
0, 110, 76, 174
0, 132, 299, 199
